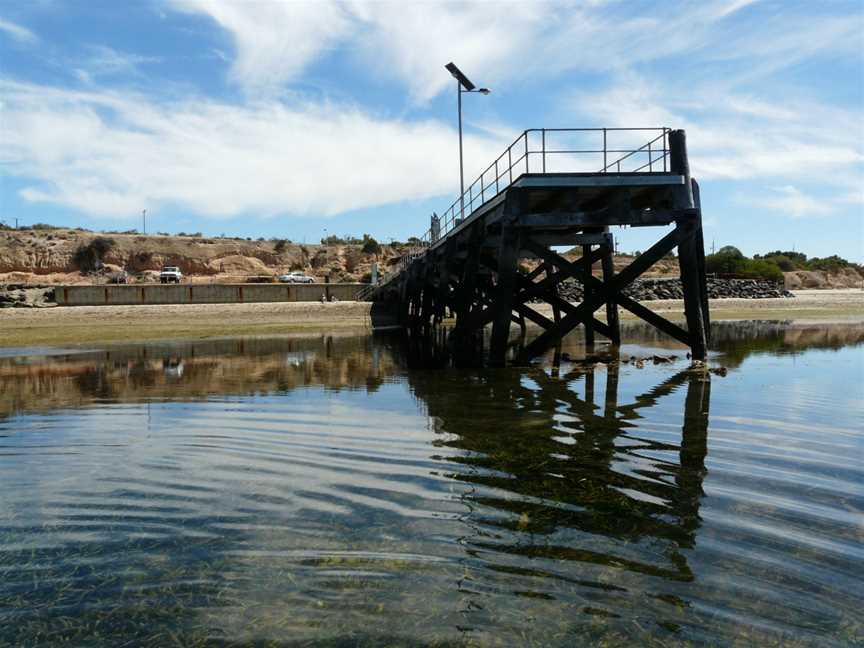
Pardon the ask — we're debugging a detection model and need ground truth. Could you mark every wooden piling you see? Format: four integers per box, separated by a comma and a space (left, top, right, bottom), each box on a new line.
600, 230, 620, 346
582, 243, 595, 347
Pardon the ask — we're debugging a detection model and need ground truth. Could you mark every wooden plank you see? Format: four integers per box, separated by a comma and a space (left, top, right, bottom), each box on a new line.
514, 303, 554, 330
520, 208, 677, 228
615, 293, 692, 346
513, 174, 684, 188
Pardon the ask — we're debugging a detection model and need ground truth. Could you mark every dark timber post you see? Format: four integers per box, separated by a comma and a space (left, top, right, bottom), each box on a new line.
582, 243, 595, 347
670, 129, 708, 360
489, 190, 523, 366
692, 180, 711, 343
600, 229, 621, 345
451, 222, 483, 351
548, 263, 561, 325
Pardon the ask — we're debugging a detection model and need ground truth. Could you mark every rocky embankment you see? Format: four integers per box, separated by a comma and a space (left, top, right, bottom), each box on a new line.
0, 285, 56, 308
544, 277, 794, 302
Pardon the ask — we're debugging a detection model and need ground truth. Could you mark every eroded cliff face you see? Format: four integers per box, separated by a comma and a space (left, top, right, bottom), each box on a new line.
0, 229, 400, 284
1, 228, 860, 289
784, 267, 863, 290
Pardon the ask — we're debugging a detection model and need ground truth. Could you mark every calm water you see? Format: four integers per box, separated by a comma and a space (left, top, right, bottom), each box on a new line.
1, 322, 862, 647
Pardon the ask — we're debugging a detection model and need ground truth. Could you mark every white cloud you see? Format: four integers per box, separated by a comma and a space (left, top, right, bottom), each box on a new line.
566, 73, 864, 206
0, 17, 37, 44
169, 0, 351, 96
711, 0, 761, 19
346, 2, 546, 103
165, 1, 858, 105
0, 81, 504, 218
72, 45, 162, 85
81, 45, 161, 77
753, 186, 834, 219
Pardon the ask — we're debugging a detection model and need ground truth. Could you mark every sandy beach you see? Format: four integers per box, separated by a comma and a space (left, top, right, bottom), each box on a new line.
0, 289, 861, 348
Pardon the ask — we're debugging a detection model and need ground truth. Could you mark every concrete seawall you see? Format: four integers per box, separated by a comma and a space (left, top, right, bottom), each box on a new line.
55, 283, 365, 306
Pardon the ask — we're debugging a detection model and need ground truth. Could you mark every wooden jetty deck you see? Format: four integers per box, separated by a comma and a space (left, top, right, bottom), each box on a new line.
365, 128, 709, 366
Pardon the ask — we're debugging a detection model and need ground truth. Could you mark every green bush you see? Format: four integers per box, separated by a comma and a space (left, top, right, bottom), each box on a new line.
361, 234, 380, 255
321, 234, 362, 246
274, 239, 288, 254
807, 255, 849, 272
757, 250, 807, 270
738, 259, 784, 282
762, 254, 796, 271
705, 249, 743, 275
706, 248, 783, 282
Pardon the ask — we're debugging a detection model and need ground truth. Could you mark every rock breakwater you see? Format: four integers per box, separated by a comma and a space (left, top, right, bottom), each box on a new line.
0, 285, 56, 308
541, 277, 794, 302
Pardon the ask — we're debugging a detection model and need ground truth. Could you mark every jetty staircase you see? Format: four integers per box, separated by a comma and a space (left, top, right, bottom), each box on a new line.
361, 128, 710, 366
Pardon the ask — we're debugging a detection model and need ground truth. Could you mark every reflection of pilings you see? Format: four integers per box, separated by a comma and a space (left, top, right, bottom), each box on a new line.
604, 361, 619, 417
676, 372, 710, 543
404, 355, 713, 581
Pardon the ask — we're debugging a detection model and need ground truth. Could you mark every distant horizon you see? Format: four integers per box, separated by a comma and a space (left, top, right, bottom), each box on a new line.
1, 1, 861, 261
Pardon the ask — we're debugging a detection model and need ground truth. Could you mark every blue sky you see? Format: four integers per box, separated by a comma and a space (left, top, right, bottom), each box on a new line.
1, 0, 862, 260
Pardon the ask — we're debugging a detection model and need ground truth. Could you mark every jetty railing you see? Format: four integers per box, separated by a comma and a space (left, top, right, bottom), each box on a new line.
360, 127, 671, 297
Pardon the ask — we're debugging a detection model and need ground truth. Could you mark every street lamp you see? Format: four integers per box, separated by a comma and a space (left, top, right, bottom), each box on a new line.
445, 62, 490, 219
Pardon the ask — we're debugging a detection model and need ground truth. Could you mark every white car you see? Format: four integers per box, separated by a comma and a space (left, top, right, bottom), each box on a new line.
160, 266, 183, 283
278, 271, 315, 284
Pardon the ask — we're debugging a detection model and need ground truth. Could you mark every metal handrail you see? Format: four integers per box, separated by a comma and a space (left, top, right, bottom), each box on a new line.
367, 127, 671, 294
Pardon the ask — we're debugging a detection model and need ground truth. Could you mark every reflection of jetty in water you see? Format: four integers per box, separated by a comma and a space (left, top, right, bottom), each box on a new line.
397, 318, 864, 369
405, 357, 711, 583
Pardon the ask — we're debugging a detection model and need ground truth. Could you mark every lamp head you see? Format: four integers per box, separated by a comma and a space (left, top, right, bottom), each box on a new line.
478, 88, 491, 95
445, 62, 476, 91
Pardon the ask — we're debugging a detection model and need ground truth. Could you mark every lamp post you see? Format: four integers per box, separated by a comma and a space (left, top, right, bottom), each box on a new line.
445, 62, 490, 219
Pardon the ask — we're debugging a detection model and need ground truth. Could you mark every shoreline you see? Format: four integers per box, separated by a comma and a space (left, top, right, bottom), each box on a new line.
0, 289, 860, 349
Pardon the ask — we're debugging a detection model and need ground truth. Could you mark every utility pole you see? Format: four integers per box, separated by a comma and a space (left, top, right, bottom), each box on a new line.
142, 209, 146, 235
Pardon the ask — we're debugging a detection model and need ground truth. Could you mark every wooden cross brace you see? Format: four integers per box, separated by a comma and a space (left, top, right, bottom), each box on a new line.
514, 223, 697, 363
474, 246, 612, 337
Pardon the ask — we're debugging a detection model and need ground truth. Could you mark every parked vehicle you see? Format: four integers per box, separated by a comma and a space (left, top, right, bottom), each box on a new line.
278, 271, 315, 284
107, 270, 129, 284
160, 266, 183, 284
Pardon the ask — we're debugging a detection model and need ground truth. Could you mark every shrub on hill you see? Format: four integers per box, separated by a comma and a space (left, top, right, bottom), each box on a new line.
361, 234, 380, 255
321, 234, 362, 246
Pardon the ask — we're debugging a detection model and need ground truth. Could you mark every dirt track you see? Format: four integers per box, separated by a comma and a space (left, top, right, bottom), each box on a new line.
0, 290, 861, 348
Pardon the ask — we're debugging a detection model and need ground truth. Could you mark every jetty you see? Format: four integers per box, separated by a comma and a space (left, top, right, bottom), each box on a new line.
364, 128, 710, 365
